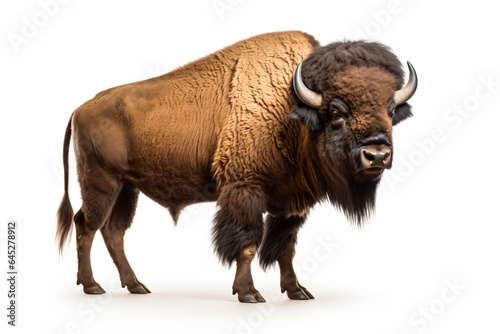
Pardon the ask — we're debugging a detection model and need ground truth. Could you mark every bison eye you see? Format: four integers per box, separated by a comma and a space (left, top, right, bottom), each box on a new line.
329, 98, 349, 120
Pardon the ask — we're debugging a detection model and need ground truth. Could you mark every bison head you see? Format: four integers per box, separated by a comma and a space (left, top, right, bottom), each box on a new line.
289, 41, 417, 221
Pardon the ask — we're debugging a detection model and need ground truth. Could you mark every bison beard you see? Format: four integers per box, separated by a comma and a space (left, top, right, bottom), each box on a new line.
56, 30, 416, 303
327, 178, 379, 223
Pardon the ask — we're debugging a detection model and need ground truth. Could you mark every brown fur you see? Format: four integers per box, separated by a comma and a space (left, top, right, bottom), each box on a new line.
56, 31, 414, 301
326, 67, 395, 141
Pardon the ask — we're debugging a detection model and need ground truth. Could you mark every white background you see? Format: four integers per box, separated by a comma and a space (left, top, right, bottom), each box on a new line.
1, 0, 499, 333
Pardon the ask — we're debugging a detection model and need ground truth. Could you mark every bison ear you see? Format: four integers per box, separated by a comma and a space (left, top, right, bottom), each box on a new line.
289, 104, 322, 131
392, 103, 413, 126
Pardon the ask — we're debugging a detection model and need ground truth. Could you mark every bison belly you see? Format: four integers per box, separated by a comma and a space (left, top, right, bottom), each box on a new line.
127, 104, 222, 219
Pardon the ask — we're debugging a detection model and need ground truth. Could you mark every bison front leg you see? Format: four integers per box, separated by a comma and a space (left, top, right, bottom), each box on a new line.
278, 244, 314, 300
232, 245, 266, 303
212, 184, 265, 303
260, 215, 314, 300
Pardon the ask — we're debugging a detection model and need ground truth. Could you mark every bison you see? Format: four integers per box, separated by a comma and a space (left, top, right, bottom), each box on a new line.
56, 31, 417, 303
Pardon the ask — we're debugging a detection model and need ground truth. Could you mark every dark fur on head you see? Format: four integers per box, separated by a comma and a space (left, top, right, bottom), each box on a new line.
290, 40, 413, 129
300, 40, 405, 91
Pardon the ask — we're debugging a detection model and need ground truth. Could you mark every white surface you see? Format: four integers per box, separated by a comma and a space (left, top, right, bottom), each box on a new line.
1, 0, 499, 333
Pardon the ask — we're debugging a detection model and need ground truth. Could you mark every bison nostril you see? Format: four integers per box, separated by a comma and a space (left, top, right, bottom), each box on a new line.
363, 151, 375, 161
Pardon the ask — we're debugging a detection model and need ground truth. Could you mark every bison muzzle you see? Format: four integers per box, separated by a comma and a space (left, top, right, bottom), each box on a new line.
56, 31, 417, 302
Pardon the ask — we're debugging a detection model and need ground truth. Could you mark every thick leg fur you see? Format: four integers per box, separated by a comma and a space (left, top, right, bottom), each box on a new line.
259, 215, 305, 270
212, 184, 265, 266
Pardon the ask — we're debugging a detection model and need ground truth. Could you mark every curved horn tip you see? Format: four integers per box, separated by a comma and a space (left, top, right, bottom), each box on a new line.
407, 61, 417, 80
394, 61, 418, 105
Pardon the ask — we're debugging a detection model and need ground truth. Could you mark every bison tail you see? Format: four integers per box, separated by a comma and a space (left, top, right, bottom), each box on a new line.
56, 116, 74, 257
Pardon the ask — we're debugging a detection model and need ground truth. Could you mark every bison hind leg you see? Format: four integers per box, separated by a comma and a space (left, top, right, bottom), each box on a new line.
100, 182, 150, 294
75, 167, 122, 294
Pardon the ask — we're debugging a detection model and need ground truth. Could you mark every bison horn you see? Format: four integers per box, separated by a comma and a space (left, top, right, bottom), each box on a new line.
394, 61, 418, 106
293, 62, 323, 109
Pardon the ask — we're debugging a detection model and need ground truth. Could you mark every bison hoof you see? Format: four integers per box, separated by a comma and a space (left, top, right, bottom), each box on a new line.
282, 284, 314, 300
288, 290, 310, 300
125, 280, 151, 294
233, 289, 266, 303
252, 291, 266, 303
83, 282, 106, 294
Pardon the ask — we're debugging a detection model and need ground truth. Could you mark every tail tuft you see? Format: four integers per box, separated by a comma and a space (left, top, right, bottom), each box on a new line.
56, 192, 74, 256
